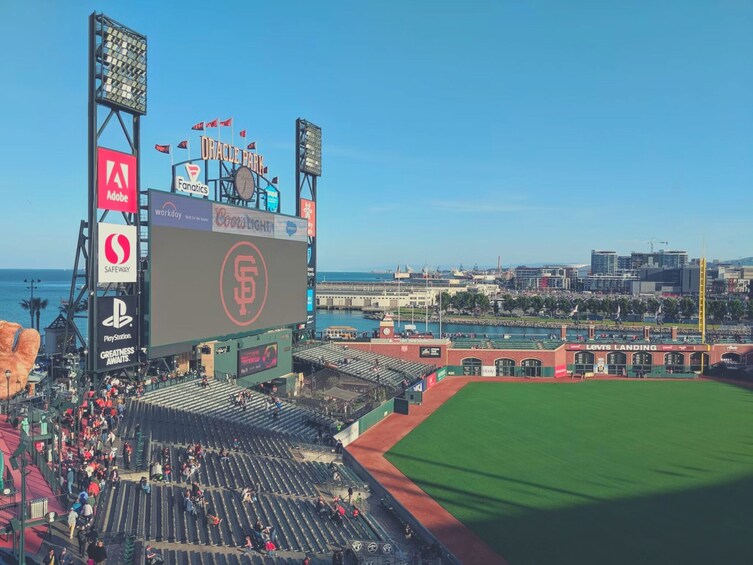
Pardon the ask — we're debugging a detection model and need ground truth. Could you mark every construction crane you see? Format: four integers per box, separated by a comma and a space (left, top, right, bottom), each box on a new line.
648, 239, 669, 252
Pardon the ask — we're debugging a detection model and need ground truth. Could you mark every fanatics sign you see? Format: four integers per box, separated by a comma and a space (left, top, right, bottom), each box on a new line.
98, 223, 137, 283
97, 147, 138, 213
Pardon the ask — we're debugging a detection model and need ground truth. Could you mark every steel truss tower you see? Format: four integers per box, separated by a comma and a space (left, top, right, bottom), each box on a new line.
63, 13, 146, 384
295, 119, 322, 342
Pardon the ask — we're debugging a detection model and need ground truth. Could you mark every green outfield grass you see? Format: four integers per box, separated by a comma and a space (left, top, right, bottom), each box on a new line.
385, 381, 753, 565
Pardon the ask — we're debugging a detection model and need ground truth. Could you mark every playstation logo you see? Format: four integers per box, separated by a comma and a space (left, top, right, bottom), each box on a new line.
103, 298, 133, 329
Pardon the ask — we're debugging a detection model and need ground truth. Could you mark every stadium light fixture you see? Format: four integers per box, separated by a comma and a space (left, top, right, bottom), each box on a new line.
300, 121, 322, 177
93, 14, 147, 115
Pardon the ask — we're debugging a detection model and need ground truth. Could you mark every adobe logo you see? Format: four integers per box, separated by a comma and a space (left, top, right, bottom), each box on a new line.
97, 147, 137, 213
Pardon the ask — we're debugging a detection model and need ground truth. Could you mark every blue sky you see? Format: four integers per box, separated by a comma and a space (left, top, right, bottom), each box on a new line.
1, 1, 751, 270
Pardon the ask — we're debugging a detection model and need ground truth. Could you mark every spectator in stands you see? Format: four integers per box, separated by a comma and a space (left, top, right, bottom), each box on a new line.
219, 447, 230, 462
240, 535, 254, 554
58, 548, 73, 565
403, 523, 413, 540
145, 545, 164, 564
80, 501, 93, 525
108, 468, 120, 489
316, 496, 328, 516
42, 548, 56, 565
206, 510, 222, 528
76, 527, 88, 558
335, 440, 343, 454
86, 539, 107, 565
66, 466, 75, 495
232, 437, 240, 450
303, 557, 311, 565
140, 476, 151, 495
347, 486, 353, 504
332, 549, 344, 565
241, 487, 255, 503
264, 539, 277, 557
184, 495, 197, 517
163, 462, 172, 483
123, 441, 132, 470
151, 460, 163, 481
67, 508, 78, 539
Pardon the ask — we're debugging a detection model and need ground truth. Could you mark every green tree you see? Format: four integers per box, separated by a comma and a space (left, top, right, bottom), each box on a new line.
529, 296, 544, 316
630, 299, 647, 317
679, 297, 696, 319
19, 299, 34, 328
515, 296, 531, 315
646, 298, 660, 316
746, 299, 753, 321
663, 298, 679, 320
502, 295, 515, 314
33, 298, 48, 330
708, 300, 727, 321
474, 294, 491, 314
727, 299, 745, 322
543, 296, 558, 316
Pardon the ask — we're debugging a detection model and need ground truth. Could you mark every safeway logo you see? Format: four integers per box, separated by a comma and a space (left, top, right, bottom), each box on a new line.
103, 298, 133, 329
98, 223, 137, 283
104, 233, 131, 265
97, 147, 137, 213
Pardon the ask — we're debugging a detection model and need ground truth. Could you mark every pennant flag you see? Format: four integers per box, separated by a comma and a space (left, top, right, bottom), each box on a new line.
656, 303, 662, 317
569, 304, 579, 317
615, 305, 621, 320
191, 122, 204, 131
246, 142, 256, 150
177, 140, 188, 149
205, 118, 218, 128
239, 130, 246, 138
155, 144, 170, 154
271, 176, 278, 184
220, 118, 233, 127
263, 166, 268, 174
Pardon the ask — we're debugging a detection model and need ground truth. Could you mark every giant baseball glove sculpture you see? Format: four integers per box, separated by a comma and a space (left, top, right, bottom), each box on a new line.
0, 321, 41, 399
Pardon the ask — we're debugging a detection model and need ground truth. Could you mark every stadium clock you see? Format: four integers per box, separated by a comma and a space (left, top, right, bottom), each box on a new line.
233, 166, 255, 201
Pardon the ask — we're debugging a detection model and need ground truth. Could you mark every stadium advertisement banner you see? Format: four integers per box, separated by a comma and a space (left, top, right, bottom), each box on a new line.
149, 190, 212, 231
555, 364, 567, 377
334, 423, 360, 447
568, 343, 708, 352
266, 188, 279, 213
149, 225, 306, 350
97, 147, 138, 213
410, 381, 424, 392
273, 215, 307, 243
96, 295, 138, 370
307, 289, 315, 312
212, 204, 276, 239
481, 365, 496, 377
98, 223, 137, 283
419, 346, 441, 358
436, 367, 447, 381
238, 342, 278, 378
424, 372, 437, 390
300, 198, 316, 237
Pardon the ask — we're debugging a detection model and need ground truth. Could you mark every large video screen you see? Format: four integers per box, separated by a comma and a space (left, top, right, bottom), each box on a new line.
148, 190, 307, 352
238, 343, 278, 378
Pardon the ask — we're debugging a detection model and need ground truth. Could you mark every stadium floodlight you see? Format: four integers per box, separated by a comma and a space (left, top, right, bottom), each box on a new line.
93, 13, 147, 115
300, 121, 322, 177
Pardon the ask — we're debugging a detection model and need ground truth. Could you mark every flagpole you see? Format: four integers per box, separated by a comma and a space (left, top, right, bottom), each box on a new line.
187, 140, 191, 162
231, 118, 234, 146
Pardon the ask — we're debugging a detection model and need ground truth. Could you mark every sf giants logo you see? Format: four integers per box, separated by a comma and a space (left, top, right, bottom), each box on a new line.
220, 241, 268, 326
97, 147, 137, 213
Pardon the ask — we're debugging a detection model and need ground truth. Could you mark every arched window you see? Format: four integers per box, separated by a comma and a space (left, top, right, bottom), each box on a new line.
521, 358, 542, 377
665, 352, 685, 374
462, 357, 482, 376
632, 352, 653, 377
722, 352, 742, 365
607, 352, 627, 376
495, 358, 515, 377
689, 352, 709, 373
574, 351, 594, 375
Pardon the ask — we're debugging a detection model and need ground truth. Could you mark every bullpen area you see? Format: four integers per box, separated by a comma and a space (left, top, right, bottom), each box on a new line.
384, 380, 753, 565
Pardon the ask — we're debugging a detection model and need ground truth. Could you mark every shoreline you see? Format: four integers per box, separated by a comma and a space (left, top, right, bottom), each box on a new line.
318, 308, 751, 336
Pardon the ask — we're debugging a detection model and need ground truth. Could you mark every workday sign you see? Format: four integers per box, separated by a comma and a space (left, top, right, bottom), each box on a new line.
150, 190, 212, 231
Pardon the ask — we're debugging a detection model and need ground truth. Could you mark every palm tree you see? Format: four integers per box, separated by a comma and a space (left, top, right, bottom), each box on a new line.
32, 298, 48, 330
19, 299, 33, 328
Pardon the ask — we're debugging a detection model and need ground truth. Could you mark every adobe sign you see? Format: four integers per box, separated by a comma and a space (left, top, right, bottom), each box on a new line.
97, 147, 137, 213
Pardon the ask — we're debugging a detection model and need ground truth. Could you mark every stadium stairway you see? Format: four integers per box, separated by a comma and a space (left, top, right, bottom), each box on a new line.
137, 381, 330, 441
